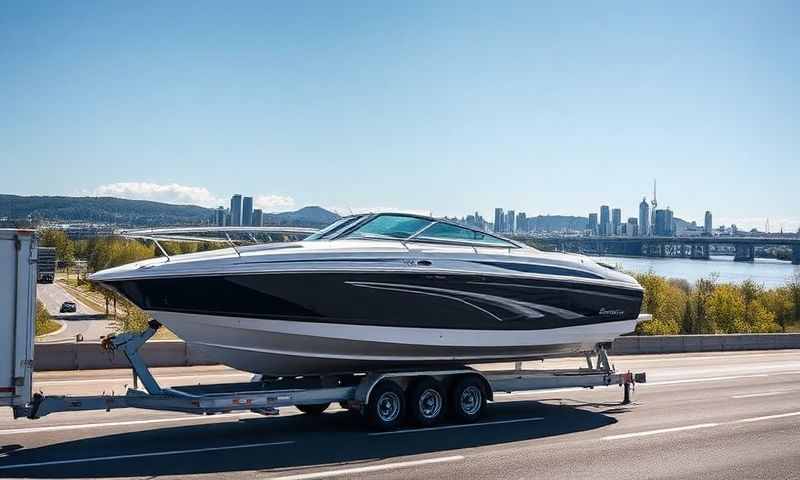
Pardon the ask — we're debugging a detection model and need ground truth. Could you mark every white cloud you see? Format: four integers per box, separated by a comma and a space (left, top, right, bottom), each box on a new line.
91, 182, 225, 207
90, 182, 296, 211
254, 195, 295, 212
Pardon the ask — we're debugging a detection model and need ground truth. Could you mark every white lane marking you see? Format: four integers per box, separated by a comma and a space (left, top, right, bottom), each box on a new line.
0, 441, 295, 471
602, 423, 719, 440
0, 412, 256, 435
732, 391, 790, 399
265, 455, 464, 480
602, 410, 800, 441
368, 417, 544, 436
35, 372, 247, 386
735, 411, 800, 423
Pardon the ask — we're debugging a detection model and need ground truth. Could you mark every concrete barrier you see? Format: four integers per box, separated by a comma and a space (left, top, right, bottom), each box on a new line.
611, 333, 800, 355
34, 334, 800, 371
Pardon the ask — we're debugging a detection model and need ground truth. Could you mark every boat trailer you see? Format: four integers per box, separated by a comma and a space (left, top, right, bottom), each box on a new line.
15, 320, 646, 429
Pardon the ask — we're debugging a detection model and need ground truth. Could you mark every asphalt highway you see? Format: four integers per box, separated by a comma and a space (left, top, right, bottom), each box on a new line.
36, 283, 112, 342
1, 350, 799, 479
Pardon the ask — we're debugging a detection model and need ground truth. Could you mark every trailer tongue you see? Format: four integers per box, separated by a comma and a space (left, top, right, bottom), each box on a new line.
1, 228, 646, 431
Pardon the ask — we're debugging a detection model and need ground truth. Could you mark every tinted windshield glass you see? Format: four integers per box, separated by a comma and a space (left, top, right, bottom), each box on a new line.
415, 222, 516, 247
345, 215, 432, 240
305, 216, 364, 240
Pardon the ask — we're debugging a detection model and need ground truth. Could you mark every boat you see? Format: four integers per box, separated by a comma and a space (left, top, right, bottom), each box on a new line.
90, 213, 644, 376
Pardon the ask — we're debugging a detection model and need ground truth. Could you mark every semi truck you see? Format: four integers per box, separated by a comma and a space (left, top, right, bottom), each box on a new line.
1, 228, 646, 430
36, 246, 56, 283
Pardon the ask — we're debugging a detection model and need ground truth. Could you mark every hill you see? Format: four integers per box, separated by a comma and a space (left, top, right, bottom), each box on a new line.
0, 195, 340, 227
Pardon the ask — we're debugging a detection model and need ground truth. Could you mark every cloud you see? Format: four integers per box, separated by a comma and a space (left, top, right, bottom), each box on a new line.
91, 182, 225, 207
90, 182, 296, 211
254, 195, 295, 212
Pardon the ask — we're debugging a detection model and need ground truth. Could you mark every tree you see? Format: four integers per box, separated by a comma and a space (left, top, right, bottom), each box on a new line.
788, 272, 800, 328
762, 288, 792, 332
634, 272, 685, 335
706, 285, 745, 333
39, 228, 74, 264
738, 279, 778, 333
689, 275, 718, 333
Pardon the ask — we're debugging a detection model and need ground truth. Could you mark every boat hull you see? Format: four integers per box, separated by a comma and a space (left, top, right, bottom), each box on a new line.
149, 310, 639, 375
104, 270, 643, 375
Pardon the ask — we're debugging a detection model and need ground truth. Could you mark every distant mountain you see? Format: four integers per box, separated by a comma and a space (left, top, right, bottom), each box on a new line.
263, 206, 340, 227
0, 195, 340, 228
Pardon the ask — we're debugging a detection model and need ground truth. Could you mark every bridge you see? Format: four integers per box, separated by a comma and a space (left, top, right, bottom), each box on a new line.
515, 236, 800, 265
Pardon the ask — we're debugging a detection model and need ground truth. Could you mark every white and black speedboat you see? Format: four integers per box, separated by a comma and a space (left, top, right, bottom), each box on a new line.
91, 213, 644, 376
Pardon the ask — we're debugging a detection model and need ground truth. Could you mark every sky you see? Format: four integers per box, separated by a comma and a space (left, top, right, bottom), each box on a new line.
1, 1, 798, 230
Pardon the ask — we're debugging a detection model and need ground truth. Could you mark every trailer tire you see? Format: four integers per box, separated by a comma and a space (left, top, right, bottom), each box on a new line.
450, 376, 486, 423
365, 380, 405, 430
407, 378, 446, 427
296, 403, 330, 415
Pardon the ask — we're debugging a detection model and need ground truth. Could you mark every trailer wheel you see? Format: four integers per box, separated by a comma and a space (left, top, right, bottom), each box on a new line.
450, 376, 486, 423
296, 403, 330, 415
365, 380, 405, 430
407, 378, 446, 427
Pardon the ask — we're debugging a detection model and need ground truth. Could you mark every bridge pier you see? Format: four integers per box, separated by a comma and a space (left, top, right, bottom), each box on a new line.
793, 245, 800, 265
690, 244, 710, 260
734, 244, 755, 262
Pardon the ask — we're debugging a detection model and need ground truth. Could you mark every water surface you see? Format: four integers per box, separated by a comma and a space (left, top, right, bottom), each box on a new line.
596, 255, 800, 288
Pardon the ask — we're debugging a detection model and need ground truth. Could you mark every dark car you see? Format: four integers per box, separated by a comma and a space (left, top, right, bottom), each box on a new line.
59, 301, 77, 313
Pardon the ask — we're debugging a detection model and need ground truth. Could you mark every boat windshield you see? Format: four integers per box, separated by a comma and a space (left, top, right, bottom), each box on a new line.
342, 214, 518, 247
304, 215, 366, 240
412, 222, 516, 247
345, 215, 433, 240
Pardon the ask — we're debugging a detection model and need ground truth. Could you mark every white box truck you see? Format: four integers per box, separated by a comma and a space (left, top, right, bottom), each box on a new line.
0, 229, 36, 413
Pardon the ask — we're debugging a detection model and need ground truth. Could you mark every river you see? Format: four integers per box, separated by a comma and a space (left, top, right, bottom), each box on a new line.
596, 255, 800, 288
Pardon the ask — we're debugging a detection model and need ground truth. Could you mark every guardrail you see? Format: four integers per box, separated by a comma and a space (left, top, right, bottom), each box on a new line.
33, 334, 800, 371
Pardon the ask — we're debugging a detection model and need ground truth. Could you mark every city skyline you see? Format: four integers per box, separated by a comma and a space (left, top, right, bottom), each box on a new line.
2, 3, 799, 231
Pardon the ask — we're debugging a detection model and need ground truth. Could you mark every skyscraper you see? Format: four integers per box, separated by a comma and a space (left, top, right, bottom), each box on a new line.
506, 210, 516, 233
252, 208, 264, 227
627, 217, 638, 237
599, 206, 610, 236
666, 208, 674, 236
494, 208, 504, 233
639, 197, 650, 236
516, 212, 527, 234
704, 211, 713, 235
588, 213, 598, 236
655, 209, 668, 236
215, 206, 225, 226
242, 196, 254, 227
612, 208, 622, 236
230, 194, 242, 226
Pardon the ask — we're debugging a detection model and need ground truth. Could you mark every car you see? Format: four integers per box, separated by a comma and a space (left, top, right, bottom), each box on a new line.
59, 301, 77, 313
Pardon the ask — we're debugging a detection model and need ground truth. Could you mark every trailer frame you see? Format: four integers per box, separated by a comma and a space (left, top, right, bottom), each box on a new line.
15, 320, 646, 429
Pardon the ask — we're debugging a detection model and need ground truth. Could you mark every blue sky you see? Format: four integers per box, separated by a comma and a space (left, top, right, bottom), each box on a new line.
2, 1, 798, 230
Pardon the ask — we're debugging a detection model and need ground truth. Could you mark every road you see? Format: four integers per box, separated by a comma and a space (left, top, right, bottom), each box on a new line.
1, 351, 799, 479
36, 283, 113, 342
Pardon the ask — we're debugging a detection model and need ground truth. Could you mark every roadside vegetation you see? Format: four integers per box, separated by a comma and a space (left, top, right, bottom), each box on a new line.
35, 300, 61, 336
635, 271, 800, 335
